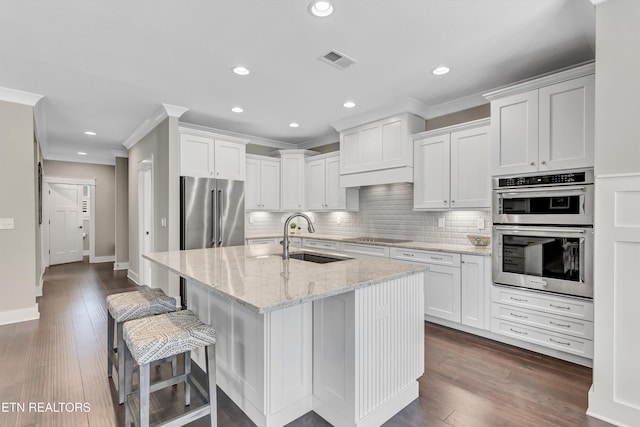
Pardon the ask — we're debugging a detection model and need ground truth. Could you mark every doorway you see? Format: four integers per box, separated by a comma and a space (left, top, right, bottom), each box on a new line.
138, 157, 153, 287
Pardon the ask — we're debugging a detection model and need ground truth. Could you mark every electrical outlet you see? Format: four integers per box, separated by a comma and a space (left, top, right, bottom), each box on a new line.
476, 218, 485, 230
336, 216, 341, 225
0, 218, 15, 229
161, 217, 167, 227
249, 215, 255, 224
437, 217, 445, 229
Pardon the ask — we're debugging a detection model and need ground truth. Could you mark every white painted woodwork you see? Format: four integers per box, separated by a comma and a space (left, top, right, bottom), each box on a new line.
340, 243, 390, 258
305, 158, 327, 211
491, 303, 593, 339
538, 74, 595, 171
389, 247, 460, 267
280, 153, 306, 211
246, 156, 280, 211
413, 134, 450, 209
325, 155, 346, 210
186, 272, 424, 427
246, 238, 280, 246
460, 255, 484, 329
490, 90, 539, 175
214, 139, 247, 180
450, 125, 491, 208
49, 183, 83, 265
302, 239, 339, 251
306, 153, 358, 211
424, 264, 461, 322
179, 131, 247, 180
491, 285, 594, 321
339, 114, 425, 187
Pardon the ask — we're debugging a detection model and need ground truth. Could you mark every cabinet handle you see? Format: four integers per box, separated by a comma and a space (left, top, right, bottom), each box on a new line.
510, 296, 528, 303
430, 256, 443, 261
549, 304, 571, 310
549, 338, 571, 346
452, 200, 455, 203
549, 321, 570, 328
402, 253, 415, 257
444, 200, 447, 203
510, 328, 528, 336
541, 160, 547, 165
530, 162, 535, 166
510, 312, 528, 319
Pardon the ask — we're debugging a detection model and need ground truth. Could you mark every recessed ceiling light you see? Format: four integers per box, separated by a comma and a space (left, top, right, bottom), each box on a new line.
232, 66, 250, 76
77, 152, 87, 155
289, 122, 300, 128
84, 131, 96, 136
231, 107, 244, 113
432, 66, 450, 76
343, 101, 356, 108
308, 0, 334, 17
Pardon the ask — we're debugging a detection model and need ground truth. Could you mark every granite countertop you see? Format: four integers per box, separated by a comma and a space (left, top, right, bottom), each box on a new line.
144, 244, 426, 314
246, 233, 492, 256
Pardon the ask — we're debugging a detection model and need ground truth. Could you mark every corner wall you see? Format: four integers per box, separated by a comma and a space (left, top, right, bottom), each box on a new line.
115, 157, 129, 268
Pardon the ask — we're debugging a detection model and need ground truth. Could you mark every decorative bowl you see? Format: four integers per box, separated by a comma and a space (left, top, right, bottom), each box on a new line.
467, 234, 491, 247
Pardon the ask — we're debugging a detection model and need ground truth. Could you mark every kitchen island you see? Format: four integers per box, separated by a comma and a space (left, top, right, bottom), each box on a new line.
144, 244, 426, 427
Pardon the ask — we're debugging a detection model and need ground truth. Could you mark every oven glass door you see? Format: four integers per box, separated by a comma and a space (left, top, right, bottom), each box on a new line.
493, 226, 593, 298
493, 185, 593, 225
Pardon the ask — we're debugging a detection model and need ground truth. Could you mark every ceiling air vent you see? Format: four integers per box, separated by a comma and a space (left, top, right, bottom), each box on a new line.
319, 49, 357, 70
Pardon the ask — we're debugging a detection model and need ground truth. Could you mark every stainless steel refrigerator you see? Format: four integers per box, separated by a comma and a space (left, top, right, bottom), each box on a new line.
180, 176, 245, 305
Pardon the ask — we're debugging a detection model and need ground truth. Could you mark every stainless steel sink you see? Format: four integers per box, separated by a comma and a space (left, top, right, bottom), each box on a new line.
285, 251, 352, 264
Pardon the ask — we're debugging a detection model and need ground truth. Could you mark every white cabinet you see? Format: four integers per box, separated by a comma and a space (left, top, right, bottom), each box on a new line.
413, 120, 490, 210
302, 238, 340, 251
485, 65, 595, 175
306, 153, 359, 211
280, 152, 308, 211
424, 264, 461, 323
339, 114, 425, 187
460, 255, 485, 329
246, 238, 279, 246
179, 128, 247, 180
246, 155, 280, 211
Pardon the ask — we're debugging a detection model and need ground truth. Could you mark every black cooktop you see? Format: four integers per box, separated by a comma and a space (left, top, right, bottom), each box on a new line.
343, 237, 412, 244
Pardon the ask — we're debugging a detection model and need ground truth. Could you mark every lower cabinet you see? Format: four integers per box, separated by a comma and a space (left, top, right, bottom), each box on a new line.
424, 264, 461, 322
246, 238, 279, 246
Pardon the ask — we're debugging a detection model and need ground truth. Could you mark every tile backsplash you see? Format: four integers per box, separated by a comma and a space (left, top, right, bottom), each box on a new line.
246, 183, 491, 245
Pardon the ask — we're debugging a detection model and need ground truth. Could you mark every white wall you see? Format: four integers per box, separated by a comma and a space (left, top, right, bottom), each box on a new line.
588, 1, 640, 426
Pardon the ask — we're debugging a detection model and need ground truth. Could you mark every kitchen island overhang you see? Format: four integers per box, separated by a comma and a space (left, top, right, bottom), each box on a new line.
145, 244, 426, 427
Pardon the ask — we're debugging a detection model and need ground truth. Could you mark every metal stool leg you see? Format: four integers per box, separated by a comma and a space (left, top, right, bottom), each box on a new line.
205, 344, 217, 427
107, 312, 114, 378
117, 321, 126, 404
139, 363, 150, 427
184, 351, 191, 406
124, 344, 132, 426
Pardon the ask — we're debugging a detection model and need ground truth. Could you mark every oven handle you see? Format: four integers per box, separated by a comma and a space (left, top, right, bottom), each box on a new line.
495, 186, 586, 195
494, 226, 586, 234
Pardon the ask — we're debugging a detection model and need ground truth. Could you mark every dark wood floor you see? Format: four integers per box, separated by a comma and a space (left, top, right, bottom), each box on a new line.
0, 260, 611, 427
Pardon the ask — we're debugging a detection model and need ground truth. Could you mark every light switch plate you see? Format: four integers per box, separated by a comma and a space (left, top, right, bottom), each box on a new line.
249, 215, 255, 224
161, 217, 167, 227
0, 218, 15, 229
437, 217, 445, 229
476, 218, 485, 230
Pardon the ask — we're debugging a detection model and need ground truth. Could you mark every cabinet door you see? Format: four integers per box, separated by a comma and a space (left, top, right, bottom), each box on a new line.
325, 156, 346, 210
180, 134, 215, 177
491, 91, 539, 175
260, 159, 280, 210
538, 74, 595, 171
281, 155, 305, 211
214, 139, 246, 181
245, 158, 261, 210
414, 135, 450, 209
340, 129, 360, 174
380, 117, 404, 167
461, 255, 484, 329
358, 123, 382, 170
450, 126, 491, 208
306, 159, 326, 210
424, 265, 461, 322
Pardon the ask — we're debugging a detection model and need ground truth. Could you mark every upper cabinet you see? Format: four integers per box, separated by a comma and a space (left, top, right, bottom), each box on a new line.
279, 150, 317, 211
179, 128, 248, 180
413, 119, 491, 210
485, 64, 595, 176
246, 155, 280, 211
339, 114, 425, 187
306, 153, 359, 211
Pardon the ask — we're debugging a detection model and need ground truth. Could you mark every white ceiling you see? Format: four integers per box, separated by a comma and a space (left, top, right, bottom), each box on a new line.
1, 0, 595, 165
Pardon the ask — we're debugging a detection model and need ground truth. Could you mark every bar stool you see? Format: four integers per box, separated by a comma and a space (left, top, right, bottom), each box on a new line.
107, 286, 177, 404
122, 309, 217, 427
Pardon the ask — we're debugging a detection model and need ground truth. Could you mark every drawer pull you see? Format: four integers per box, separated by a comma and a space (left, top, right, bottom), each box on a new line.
430, 256, 443, 261
549, 321, 571, 328
549, 304, 571, 310
509, 328, 528, 336
510, 312, 528, 319
550, 338, 571, 346
403, 253, 415, 257
509, 297, 528, 303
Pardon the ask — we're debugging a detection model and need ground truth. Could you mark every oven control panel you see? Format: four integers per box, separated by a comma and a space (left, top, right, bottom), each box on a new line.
495, 169, 593, 189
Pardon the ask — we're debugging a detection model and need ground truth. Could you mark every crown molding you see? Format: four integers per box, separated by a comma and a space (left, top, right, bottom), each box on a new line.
178, 122, 297, 149
484, 62, 595, 101
424, 92, 488, 120
0, 87, 43, 106
111, 150, 129, 158
298, 133, 339, 149
270, 149, 319, 158
413, 118, 491, 140
123, 103, 189, 150
43, 153, 116, 166
330, 97, 429, 132
590, 0, 607, 4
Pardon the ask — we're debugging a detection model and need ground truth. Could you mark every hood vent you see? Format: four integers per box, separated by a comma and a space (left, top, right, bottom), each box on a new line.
319, 49, 357, 70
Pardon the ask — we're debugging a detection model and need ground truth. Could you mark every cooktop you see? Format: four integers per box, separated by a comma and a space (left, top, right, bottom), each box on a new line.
343, 237, 412, 244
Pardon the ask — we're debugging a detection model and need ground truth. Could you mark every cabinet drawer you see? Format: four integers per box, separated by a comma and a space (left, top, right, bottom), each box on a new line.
289, 237, 302, 246
491, 285, 593, 321
390, 248, 460, 267
246, 238, 279, 246
303, 239, 340, 250
491, 318, 593, 358
491, 303, 593, 340
341, 243, 390, 258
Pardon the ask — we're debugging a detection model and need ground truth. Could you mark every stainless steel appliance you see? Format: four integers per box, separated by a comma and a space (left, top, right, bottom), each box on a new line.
492, 169, 594, 299
180, 176, 245, 305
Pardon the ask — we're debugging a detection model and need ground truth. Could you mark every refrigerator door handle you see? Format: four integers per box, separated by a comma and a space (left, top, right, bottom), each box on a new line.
211, 189, 217, 247
218, 188, 223, 247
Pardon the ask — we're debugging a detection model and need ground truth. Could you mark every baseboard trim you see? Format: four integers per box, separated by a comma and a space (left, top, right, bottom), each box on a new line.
127, 269, 139, 285
0, 304, 40, 326
90, 255, 115, 264
36, 273, 44, 297
113, 262, 130, 271
83, 250, 90, 256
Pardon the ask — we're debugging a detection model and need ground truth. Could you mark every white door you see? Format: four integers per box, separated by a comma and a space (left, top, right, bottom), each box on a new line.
180, 133, 215, 178
214, 139, 246, 180
461, 255, 485, 329
139, 165, 153, 287
49, 183, 83, 265
245, 158, 261, 210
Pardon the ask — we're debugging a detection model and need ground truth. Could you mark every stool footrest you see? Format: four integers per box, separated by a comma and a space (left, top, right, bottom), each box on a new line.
126, 392, 211, 427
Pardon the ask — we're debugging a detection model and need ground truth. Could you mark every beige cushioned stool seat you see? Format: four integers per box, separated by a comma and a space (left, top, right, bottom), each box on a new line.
106, 286, 176, 323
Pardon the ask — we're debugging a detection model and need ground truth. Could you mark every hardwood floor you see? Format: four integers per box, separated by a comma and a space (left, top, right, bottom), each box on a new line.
0, 260, 611, 427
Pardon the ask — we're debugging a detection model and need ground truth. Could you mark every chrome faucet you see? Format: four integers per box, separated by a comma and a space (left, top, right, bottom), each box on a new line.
282, 212, 316, 259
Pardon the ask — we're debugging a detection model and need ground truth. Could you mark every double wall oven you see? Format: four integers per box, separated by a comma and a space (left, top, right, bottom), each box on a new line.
492, 169, 594, 299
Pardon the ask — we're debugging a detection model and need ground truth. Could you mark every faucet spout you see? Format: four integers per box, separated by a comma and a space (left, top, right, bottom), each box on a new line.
282, 212, 315, 259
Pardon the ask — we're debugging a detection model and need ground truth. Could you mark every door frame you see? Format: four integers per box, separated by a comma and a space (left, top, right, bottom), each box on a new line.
137, 156, 154, 287
42, 176, 96, 269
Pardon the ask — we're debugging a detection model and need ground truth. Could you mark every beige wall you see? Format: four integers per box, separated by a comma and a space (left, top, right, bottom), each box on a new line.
0, 100, 38, 314
115, 157, 129, 264
425, 104, 490, 131
128, 117, 181, 298
43, 160, 116, 258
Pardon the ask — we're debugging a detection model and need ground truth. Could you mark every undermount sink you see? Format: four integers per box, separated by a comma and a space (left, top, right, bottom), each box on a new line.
285, 251, 352, 264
